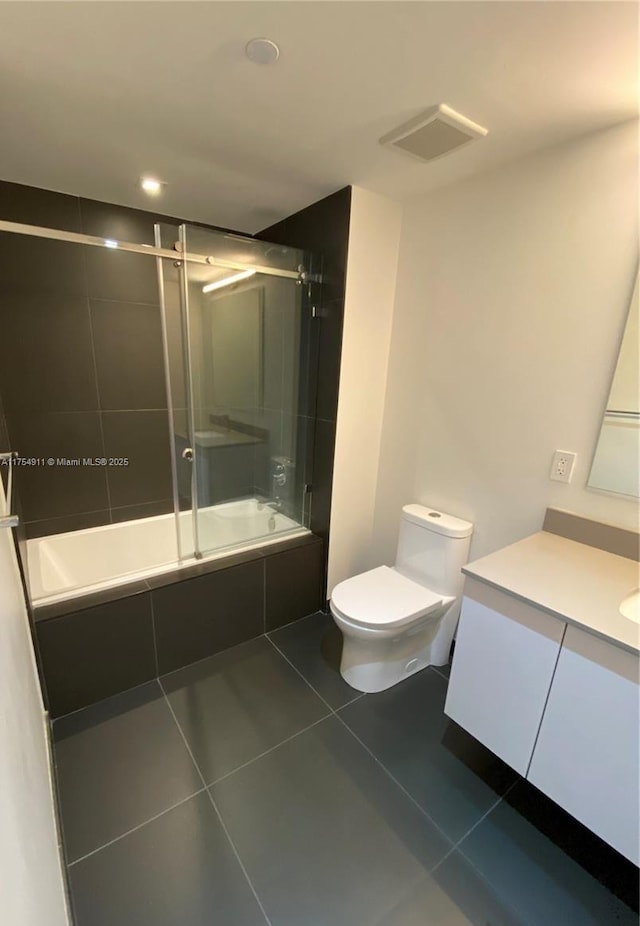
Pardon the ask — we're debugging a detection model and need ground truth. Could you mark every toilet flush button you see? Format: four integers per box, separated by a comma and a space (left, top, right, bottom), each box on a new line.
428, 512, 441, 518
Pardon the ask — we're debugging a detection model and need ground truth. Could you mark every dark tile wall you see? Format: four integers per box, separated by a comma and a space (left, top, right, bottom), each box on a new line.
36, 591, 157, 718
0, 391, 8, 463
35, 534, 324, 717
0, 180, 234, 538
258, 187, 352, 597
1, 179, 350, 597
0, 389, 34, 616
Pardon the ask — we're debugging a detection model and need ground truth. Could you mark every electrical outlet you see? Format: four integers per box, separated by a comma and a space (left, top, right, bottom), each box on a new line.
550, 450, 577, 484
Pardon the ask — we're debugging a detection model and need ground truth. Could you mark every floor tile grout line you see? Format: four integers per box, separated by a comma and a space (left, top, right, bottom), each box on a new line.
158, 662, 331, 788
429, 665, 450, 682
158, 632, 266, 684
340, 691, 366, 708
429, 824, 529, 926
158, 680, 273, 926
157, 679, 209, 789
203, 789, 273, 926
266, 635, 455, 852
266, 608, 323, 636
52, 676, 162, 725
66, 786, 207, 868
428, 779, 520, 876
47, 739, 77, 920
425, 783, 533, 926
333, 711, 455, 855
266, 635, 336, 713
208, 714, 332, 788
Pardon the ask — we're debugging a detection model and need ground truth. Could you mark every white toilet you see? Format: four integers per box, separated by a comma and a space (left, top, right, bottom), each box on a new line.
330, 504, 473, 693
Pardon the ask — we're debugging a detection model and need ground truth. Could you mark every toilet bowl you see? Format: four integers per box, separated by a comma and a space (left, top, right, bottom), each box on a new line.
330, 504, 473, 693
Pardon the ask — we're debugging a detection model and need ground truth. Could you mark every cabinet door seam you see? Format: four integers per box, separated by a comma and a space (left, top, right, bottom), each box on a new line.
525, 621, 568, 779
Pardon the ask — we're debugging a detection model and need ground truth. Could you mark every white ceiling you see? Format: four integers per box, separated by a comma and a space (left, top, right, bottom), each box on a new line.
0, 1, 637, 233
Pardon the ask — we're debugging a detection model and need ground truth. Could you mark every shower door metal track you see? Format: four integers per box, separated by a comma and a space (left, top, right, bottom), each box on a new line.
0, 219, 308, 281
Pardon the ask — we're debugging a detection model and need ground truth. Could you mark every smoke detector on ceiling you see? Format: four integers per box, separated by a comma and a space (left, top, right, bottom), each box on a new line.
380, 104, 488, 163
245, 38, 280, 65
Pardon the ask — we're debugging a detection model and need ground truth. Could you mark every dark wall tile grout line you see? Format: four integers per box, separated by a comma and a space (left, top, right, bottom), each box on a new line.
262, 558, 267, 634
88, 296, 161, 308
265, 634, 454, 862
14, 407, 170, 415
81, 248, 111, 513
157, 678, 273, 926
25, 506, 114, 525
109, 498, 173, 515
66, 786, 208, 869
148, 595, 160, 679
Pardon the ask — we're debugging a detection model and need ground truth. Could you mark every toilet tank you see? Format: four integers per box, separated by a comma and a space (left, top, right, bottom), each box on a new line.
395, 504, 473, 597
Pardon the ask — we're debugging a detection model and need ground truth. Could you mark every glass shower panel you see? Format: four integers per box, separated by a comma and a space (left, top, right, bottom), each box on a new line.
180, 224, 316, 559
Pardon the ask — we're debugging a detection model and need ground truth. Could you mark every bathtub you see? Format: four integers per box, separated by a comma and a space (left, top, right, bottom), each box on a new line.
27, 498, 307, 607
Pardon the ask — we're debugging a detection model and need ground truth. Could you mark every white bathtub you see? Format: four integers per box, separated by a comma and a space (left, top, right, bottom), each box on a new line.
27, 498, 307, 607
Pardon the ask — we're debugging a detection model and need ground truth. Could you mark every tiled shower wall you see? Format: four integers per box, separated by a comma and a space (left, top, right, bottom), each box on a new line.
258, 187, 352, 587
0, 181, 192, 537
0, 181, 350, 582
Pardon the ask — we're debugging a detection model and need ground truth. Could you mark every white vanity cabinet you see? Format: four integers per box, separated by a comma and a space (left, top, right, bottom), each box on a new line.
444, 580, 565, 776
528, 625, 640, 865
445, 563, 640, 865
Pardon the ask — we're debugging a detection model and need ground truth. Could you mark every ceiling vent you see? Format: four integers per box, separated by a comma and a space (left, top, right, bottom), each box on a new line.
380, 104, 488, 163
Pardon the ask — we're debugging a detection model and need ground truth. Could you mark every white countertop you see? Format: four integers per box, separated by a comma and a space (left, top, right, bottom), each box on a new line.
194, 429, 261, 449
462, 531, 640, 655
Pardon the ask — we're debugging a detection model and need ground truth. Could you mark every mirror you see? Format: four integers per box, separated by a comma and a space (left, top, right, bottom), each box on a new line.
204, 284, 264, 409
588, 272, 639, 497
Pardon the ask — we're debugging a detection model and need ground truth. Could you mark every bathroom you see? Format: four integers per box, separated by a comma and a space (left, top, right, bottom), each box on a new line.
1, 2, 638, 924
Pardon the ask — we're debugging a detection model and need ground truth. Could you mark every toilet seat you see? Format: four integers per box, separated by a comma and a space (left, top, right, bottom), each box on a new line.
331, 565, 444, 630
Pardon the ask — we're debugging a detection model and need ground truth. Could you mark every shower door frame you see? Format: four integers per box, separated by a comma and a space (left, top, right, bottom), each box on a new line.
164, 221, 317, 563
0, 217, 318, 562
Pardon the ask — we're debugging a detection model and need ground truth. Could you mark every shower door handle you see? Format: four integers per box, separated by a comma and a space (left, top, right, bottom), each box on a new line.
182, 447, 194, 463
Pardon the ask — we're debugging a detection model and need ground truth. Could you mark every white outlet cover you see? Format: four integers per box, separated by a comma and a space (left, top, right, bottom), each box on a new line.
550, 450, 577, 483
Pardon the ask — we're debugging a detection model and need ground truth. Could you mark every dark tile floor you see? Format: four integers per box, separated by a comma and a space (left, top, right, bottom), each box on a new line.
52, 612, 639, 926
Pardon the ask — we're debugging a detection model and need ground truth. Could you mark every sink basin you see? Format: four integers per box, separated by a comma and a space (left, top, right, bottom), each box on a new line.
619, 589, 640, 623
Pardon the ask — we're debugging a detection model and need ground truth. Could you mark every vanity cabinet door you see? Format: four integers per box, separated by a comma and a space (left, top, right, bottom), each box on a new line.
528, 625, 640, 865
444, 592, 565, 775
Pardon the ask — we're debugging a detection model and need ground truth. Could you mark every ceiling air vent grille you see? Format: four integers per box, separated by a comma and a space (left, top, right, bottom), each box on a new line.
380, 104, 488, 163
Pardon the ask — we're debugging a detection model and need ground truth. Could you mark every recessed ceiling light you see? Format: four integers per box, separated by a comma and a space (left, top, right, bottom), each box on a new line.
245, 38, 280, 65
140, 177, 163, 195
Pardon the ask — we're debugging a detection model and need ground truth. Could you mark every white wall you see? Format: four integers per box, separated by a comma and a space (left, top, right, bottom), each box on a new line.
327, 187, 402, 593
371, 120, 639, 567
0, 488, 69, 925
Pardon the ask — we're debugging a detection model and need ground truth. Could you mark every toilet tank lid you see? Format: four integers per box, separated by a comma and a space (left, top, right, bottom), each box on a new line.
402, 504, 473, 538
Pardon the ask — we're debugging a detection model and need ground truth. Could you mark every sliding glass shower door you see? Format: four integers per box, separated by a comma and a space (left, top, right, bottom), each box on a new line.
156, 222, 318, 561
